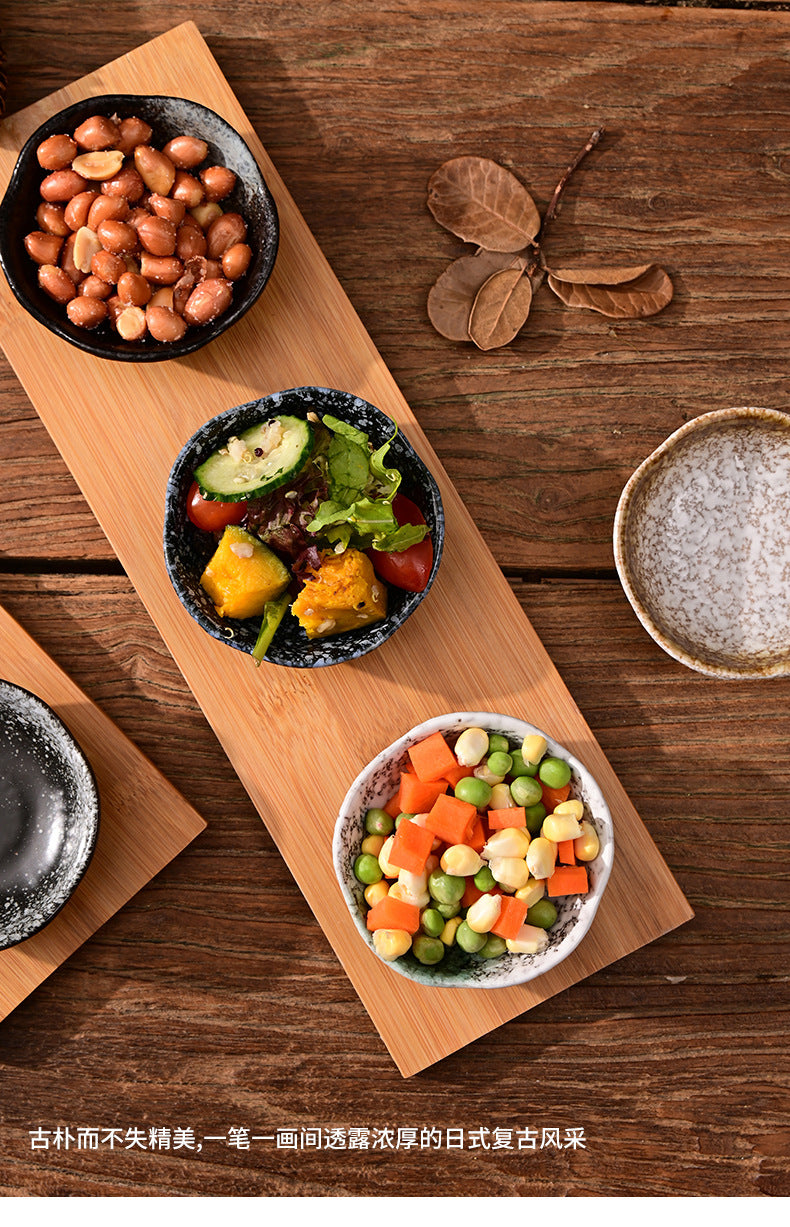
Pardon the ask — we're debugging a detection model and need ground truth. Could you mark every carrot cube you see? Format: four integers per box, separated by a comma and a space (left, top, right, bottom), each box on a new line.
398, 772, 447, 815
467, 814, 486, 852
546, 865, 589, 897
383, 784, 403, 819
388, 818, 434, 875
491, 894, 529, 941
407, 731, 459, 783
443, 763, 475, 788
365, 895, 421, 934
423, 792, 477, 845
557, 838, 577, 866
486, 806, 527, 831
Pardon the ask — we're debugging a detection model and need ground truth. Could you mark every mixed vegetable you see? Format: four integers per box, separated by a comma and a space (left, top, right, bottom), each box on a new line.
354, 724, 600, 968
187, 411, 434, 660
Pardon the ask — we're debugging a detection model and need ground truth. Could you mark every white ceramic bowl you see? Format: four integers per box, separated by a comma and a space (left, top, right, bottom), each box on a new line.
333, 711, 614, 988
614, 407, 790, 679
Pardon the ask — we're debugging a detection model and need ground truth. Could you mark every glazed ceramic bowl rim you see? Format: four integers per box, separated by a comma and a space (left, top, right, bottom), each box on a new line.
0, 679, 101, 950
333, 710, 614, 989
613, 405, 790, 680
0, 93, 279, 362
163, 385, 445, 668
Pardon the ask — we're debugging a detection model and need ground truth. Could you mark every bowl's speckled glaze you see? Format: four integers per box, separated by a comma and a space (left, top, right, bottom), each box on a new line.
163, 387, 444, 668
614, 407, 790, 679
0, 94, 279, 361
333, 712, 614, 989
0, 680, 100, 949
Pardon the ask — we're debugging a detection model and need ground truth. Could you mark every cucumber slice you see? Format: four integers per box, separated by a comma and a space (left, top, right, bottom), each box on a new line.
195, 415, 313, 502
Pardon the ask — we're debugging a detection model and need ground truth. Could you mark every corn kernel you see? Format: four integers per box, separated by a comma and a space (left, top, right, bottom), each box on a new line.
378, 835, 399, 877
526, 836, 557, 879
515, 878, 546, 908
482, 827, 531, 860
574, 819, 600, 862
372, 928, 412, 961
541, 813, 583, 842
474, 763, 505, 786
454, 727, 489, 766
440, 915, 463, 946
396, 868, 430, 908
389, 880, 430, 908
466, 892, 502, 933
488, 782, 515, 809
506, 923, 550, 955
552, 798, 584, 821
487, 855, 531, 892
364, 880, 389, 907
441, 844, 484, 877
361, 833, 385, 857
522, 733, 548, 765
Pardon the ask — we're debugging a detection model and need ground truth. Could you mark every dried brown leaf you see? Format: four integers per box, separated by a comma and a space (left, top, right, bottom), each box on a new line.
468, 266, 533, 351
427, 156, 541, 252
546, 263, 673, 318
427, 250, 527, 340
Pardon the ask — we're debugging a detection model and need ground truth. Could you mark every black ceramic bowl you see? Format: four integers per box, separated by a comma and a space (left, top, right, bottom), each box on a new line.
163, 387, 445, 667
0, 94, 279, 361
0, 680, 100, 949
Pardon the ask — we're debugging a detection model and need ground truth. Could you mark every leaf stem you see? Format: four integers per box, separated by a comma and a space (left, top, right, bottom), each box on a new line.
537, 126, 605, 247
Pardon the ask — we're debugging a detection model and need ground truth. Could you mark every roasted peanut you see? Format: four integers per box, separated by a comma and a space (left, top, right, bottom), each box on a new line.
104, 294, 124, 325
133, 145, 176, 195
206, 212, 246, 259
163, 135, 208, 169
35, 202, 70, 236
87, 194, 130, 229
60, 233, 85, 284
78, 274, 113, 300
175, 221, 207, 260
172, 271, 196, 315
72, 226, 103, 274
185, 255, 222, 283
64, 190, 99, 230
136, 214, 177, 256
117, 271, 152, 307
101, 164, 145, 201
200, 165, 236, 202
148, 192, 185, 224
190, 201, 222, 230
182, 277, 233, 325
40, 169, 89, 202
36, 133, 78, 171
38, 263, 77, 303
90, 248, 127, 285
97, 219, 138, 255
115, 304, 147, 340
221, 242, 252, 280
146, 304, 188, 342
71, 149, 125, 181
74, 115, 122, 151
66, 296, 108, 329
116, 116, 153, 155
171, 170, 205, 208
148, 286, 174, 309
139, 253, 184, 285
24, 231, 64, 265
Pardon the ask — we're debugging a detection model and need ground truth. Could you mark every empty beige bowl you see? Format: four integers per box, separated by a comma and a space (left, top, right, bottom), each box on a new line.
614, 407, 790, 679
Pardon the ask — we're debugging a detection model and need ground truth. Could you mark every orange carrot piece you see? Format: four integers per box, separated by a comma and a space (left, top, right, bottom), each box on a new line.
407, 731, 459, 783
546, 864, 589, 897
443, 763, 475, 788
399, 772, 447, 815
365, 895, 421, 934
541, 780, 571, 811
462, 879, 500, 909
557, 838, 577, 866
486, 806, 527, 831
383, 785, 403, 819
423, 792, 477, 845
467, 814, 486, 852
388, 818, 434, 875
491, 894, 529, 941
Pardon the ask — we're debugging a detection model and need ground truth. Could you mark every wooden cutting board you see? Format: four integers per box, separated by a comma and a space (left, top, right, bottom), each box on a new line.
0, 21, 692, 1075
0, 603, 206, 1019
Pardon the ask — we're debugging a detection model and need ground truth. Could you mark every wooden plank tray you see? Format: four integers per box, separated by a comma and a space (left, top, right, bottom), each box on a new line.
0, 22, 692, 1075
0, 602, 206, 1019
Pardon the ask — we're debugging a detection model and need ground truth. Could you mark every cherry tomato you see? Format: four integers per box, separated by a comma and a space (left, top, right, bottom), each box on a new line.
186, 481, 247, 532
368, 493, 434, 593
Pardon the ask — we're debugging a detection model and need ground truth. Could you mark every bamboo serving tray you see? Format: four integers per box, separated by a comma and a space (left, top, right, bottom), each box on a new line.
0, 22, 692, 1075
0, 603, 206, 1020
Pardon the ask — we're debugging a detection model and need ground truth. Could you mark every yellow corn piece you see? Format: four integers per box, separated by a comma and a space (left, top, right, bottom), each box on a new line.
364, 880, 389, 907
506, 924, 549, 955
515, 877, 546, 909
440, 916, 463, 946
488, 783, 515, 809
482, 827, 531, 860
361, 833, 385, 857
454, 727, 489, 767
521, 733, 548, 766
488, 855, 531, 892
372, 928, 412, 961
440, 844, 484, 877
552, 798, 584, 822
526, 836, 557, 880
541, 813, 583, 843
466, 892, 502, 933
574, 819, 600, 862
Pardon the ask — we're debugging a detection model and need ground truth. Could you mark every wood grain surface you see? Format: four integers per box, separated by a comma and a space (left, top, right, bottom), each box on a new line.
0, 0, 788, 1198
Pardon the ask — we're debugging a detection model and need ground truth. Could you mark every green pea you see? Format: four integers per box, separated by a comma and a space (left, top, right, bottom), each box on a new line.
455, 920, 487, 953
395, 811, 416, 828
413, 935, 445, 966
365, 807, 394, 837
473, 865, 497, 892
429, 870, 466, 905
510, 774, 543, 808
538, 757, 571, 789
421, 908, 445, 938
509, 748, 538, 778
524, 801, 547, 834
479, 934, 508, 959
487, 750, 513, 777
353, 853, 382, 885
527, 899, 558, 930
488, 734, 511, 755
454, 776, 492, 808
436, 900, 461, 919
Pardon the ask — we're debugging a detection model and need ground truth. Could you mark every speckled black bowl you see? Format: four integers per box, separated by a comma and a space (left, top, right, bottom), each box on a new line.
0, 680, 100, 950
0, 94, 278, 361
163, 387, 445, 667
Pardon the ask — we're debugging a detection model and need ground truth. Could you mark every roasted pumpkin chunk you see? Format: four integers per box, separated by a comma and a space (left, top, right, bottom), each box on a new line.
200, 524, 290, 620
291, 548, 387, 638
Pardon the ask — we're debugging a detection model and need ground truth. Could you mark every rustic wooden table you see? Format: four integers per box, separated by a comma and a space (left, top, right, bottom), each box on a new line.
0, 0, 788, 1199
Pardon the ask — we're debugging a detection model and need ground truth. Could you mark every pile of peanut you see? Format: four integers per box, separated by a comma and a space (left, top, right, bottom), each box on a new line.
25, 111, 255, 343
